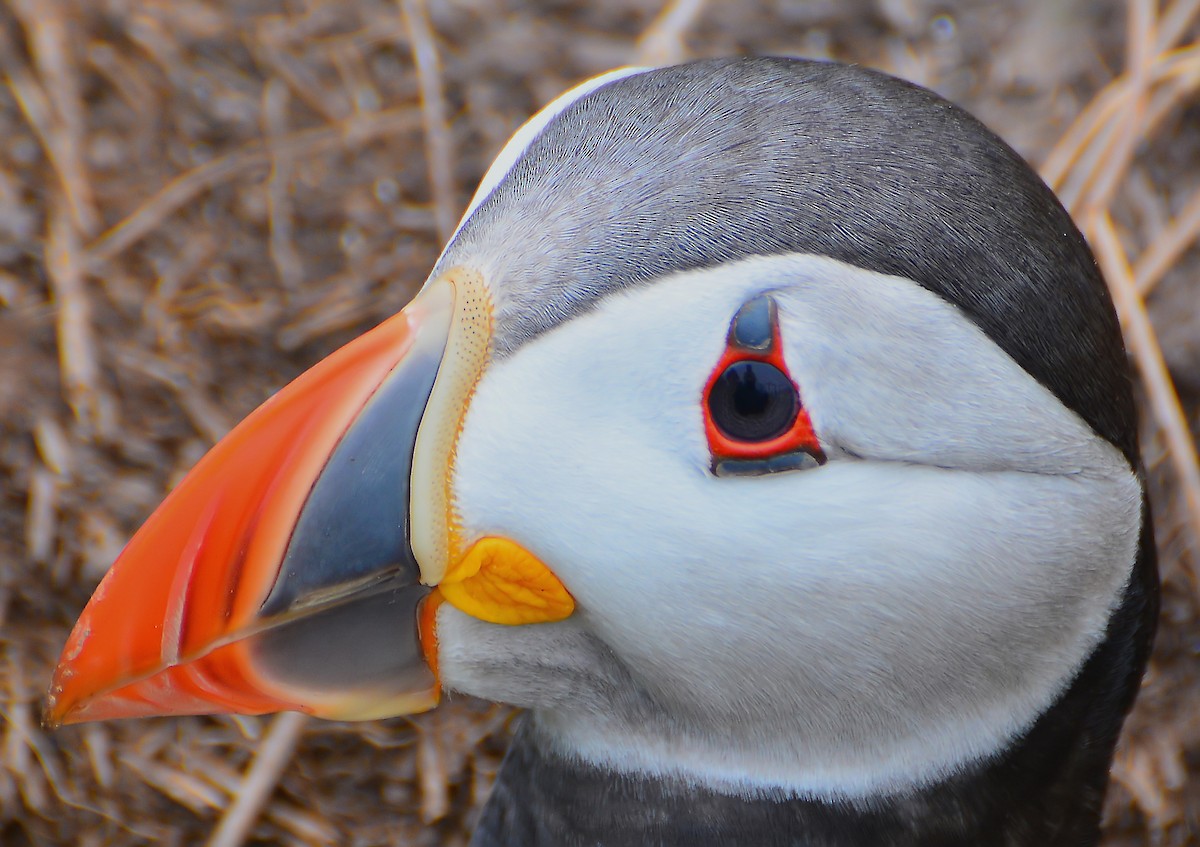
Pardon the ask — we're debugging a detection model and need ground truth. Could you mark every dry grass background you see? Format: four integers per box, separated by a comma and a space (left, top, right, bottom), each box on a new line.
0, 0, 1198, 844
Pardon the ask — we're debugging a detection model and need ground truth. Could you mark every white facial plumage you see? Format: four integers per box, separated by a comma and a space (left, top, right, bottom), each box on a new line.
441, 253, 1141, 800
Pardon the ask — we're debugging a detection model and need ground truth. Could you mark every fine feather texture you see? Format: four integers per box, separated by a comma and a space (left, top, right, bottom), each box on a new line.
435, 58, 1157, 845
448, 255, 1141, 800
436, 57, 1135, 464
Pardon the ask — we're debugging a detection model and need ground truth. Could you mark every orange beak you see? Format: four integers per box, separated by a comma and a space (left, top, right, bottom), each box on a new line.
45, 282, 458, 726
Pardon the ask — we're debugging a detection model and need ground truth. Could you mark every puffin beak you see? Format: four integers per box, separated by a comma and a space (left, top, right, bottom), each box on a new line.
45, 269, 568, 727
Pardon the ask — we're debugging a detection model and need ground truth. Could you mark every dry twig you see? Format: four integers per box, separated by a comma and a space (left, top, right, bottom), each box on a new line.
47, 198, 113, 435
1074, 0, 1155, 216
206, 712, 311, 847
1134, 182, 1200, 296
400, 0, 457, 244
1089, 211, 1200, 569
634, 0, 709, 65
6, 0, 100, 235
263, 78, 305, 292
86, 108, 419, 268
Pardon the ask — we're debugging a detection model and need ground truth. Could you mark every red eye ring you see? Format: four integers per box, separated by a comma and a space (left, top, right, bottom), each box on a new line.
702, 298, 824, 470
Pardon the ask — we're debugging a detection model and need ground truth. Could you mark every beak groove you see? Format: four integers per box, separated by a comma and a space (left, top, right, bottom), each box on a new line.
46, 267, 578, 729
46, 280, 460, 727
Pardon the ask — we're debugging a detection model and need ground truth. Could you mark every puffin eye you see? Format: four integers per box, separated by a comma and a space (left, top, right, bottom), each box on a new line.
707, 361, 798, 442
703, 295, 825, 477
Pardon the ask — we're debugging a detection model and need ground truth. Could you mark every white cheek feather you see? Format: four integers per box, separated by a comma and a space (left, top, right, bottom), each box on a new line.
449, 253, 1142, 800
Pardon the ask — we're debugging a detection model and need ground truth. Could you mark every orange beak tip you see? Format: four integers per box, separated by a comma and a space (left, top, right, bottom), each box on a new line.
43, 278, 497, 726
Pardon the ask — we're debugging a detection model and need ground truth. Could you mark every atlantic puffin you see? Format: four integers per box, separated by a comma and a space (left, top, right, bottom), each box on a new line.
46, 57, 1158, 846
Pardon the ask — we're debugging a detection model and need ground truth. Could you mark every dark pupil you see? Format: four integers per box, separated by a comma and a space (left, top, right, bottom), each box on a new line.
708, 361, 798, 442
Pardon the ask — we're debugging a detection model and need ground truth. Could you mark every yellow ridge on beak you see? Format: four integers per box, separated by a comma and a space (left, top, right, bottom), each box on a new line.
45, 267, 574, 728
411, 268, 574, 630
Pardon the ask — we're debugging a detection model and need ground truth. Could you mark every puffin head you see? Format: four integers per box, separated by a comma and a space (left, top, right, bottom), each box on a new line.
47, 58, 1154, 806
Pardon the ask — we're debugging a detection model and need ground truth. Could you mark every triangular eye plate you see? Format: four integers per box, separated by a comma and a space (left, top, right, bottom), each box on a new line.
703, 295, 825, 477
729, 294, 775, 351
